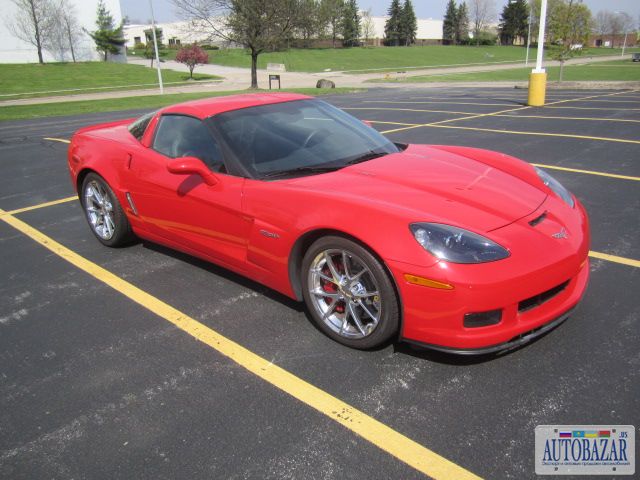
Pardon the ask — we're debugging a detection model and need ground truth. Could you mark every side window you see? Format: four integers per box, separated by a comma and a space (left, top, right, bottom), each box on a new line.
128, 110, 156, 141
152, 115, 224, 172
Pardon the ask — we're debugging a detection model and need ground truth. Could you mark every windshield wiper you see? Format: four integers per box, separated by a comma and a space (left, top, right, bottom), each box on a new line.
343, 150, 388, 165
261, 165, 342, 179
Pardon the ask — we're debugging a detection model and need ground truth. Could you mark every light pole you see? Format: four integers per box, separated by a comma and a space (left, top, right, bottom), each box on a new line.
614, 11, 630, 58
525, 9, 532, 66
149, 0, 164, 94
527, 0, 548, 106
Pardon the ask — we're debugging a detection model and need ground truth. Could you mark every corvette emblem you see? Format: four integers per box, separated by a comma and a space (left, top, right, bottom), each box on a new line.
552, 228, 568, 239
259, 229, 280, 239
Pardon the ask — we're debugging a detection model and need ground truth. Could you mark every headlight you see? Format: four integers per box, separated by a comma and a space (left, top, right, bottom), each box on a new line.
535, 167, 574, 208
410, 223, 510, 264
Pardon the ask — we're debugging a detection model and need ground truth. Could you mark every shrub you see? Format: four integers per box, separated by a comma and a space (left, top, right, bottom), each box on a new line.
175, 45, 209, 79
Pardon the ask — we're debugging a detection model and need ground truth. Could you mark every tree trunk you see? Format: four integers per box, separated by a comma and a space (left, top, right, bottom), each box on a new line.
104, 50, 108, 61
189, 65, 194, 79
559, 60, 564, 83
66, 22, 76, 62
250, 50, 258, 89
29, 0, 44, 63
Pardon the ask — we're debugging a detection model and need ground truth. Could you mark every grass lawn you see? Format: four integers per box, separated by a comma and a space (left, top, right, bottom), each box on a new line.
370, 59, 640, 83
0, 62, 222, 100
0, 88, 365, 121
132, 46, 639, 73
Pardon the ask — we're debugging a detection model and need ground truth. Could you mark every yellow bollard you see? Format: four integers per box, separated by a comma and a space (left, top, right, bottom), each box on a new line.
528, 71, 547, 106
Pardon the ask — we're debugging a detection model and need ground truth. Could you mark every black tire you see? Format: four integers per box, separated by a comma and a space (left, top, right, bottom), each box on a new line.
80, 172, 134, 247
301, 236, 399, 349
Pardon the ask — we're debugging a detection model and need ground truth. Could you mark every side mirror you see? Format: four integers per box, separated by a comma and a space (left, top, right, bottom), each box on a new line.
167, 156, 218, 186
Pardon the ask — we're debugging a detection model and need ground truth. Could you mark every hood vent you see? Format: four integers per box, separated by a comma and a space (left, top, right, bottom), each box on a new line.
528, 211, 547, 227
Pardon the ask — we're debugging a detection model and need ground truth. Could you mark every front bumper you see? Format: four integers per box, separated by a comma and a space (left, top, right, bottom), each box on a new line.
387, 199, 590, 352
405, 306, 575, 355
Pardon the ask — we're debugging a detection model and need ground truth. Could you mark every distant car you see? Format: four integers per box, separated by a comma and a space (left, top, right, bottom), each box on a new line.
632, 53, 640, 62
67, 93, 590, 353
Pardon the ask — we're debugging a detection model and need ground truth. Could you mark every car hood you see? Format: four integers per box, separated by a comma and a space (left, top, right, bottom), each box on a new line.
290, 144, 546, 232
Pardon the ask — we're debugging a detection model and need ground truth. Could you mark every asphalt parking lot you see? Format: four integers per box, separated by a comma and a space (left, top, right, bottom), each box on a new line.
1, 87, 638, 479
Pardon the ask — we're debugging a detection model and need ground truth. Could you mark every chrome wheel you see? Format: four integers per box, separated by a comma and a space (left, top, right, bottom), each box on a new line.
84, 180, 115, 240
307, 249, 382, 339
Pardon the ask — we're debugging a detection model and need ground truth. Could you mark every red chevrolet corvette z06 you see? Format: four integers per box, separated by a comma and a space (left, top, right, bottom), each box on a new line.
67, 93, 590, 353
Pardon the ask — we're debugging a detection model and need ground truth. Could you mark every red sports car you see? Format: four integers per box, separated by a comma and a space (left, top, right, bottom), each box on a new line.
67, 93, 589, 353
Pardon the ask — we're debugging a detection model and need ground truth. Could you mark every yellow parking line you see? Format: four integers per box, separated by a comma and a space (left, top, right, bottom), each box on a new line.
0, 208, 481, 480
555, 98, 640, 104
345, 107, 478, 116
532, 164, 640, 182
0, 196, 77, 216
364, 101, 518, 107
498, 114, 640, 124
543, 90, 638, 106
358, 90, 638, 135
427, 124, 640, 145
368, 120, 420, 127
43, 137, 71, 144
589, 251, 640, 268
350, 107, 640, 125
544, 105, 640, 111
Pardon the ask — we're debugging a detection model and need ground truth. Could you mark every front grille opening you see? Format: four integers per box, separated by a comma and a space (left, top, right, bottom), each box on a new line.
518, 280, 570, 313
464, 309, 502, 328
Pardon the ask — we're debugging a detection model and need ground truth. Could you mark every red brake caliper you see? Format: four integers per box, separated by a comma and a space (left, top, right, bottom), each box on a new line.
321, 263, 345, 313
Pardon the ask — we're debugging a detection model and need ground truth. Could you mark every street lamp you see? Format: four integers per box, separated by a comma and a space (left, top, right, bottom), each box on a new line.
525, 9, 532, 66
149, 0, 164, 94
613, 11, 630, 58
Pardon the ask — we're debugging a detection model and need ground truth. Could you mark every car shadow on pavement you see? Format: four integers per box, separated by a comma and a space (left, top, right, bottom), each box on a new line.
142, 241, 304, 313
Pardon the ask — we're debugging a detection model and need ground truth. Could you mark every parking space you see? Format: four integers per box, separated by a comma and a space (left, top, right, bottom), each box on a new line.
1, 88, 638, 479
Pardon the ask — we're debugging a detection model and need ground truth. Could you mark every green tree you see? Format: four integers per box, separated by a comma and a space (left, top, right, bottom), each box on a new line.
549, 0, 592, 81
341, 0, 360, 46
399, 0, 417, 46
499, 0, 529, 45
319, 0, 345, 47
296, 0, 321, 47
87, 0, 124, 61
384, 0, 402, 46
443, 0, 458, 45
174, 0, 298, 88
143, 27, 166, 67
455, 2, 470, 44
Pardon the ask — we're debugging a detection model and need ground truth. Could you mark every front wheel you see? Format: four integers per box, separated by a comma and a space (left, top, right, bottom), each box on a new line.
301, 236, 399, 349
81, 173, 134, 247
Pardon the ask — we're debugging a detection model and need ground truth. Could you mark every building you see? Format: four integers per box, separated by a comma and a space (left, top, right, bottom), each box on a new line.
590, 33, 638, 49
0, 0, 124, 63
123, 17, 444, 49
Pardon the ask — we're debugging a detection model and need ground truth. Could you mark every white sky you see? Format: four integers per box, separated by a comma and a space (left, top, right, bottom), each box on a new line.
122, 0, 639, 24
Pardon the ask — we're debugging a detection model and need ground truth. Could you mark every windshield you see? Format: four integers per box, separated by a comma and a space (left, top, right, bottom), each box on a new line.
210, 99, 399, 179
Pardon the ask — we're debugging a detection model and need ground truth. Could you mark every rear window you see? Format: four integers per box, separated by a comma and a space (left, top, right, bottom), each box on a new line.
128, 110, 157, 140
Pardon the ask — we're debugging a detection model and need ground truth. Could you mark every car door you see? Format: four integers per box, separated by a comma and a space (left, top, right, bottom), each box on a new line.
128, 113, 250, 270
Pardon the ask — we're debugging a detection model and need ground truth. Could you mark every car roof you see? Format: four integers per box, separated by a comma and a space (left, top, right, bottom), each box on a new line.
159, 92, 313, 119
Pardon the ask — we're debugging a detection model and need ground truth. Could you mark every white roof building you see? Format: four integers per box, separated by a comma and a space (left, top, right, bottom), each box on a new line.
0, 0, 124, 63
123, 16, 444, 48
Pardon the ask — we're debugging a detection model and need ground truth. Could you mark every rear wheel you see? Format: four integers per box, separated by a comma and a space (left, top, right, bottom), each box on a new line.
301, 236, 399, 349
81, 173, 133, 247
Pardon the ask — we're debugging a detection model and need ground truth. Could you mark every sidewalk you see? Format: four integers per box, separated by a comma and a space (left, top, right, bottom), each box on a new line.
0, 54, 633, 107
